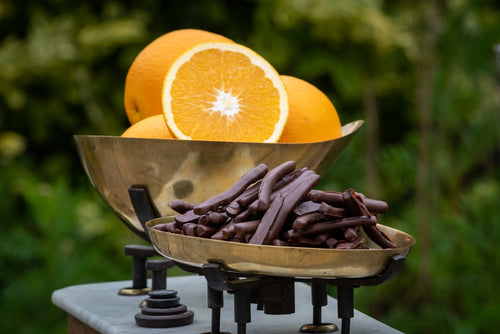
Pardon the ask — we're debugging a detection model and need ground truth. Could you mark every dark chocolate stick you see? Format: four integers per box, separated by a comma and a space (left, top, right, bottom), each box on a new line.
193, 163, 268, 215
280, 167, 307, 181
362, 224, 397, 248
152, 223, 166, 231
211, 211, 229, 225
309, 189, 389, 214
247, 200, 260, 216
197, 224, 218, 238
169, 199, 195, 214
210, 230, 224, 240
314, 233, 330, 245
152, 222, 177, 233
227, 181, 262, 216
325, 237, 338, 248
266, 167, 307, 197
318, 202, 348, 218
343, 227, 358, 241
199, 211, 228, 225
246, 168, 307, 215
257, 161, 296, 211
250, 170, 314, 240
234, 181, 262, 208
182, 223, 198, 236
299, 216, 376, 236
282, 229, 301, 242
234, 219, 261, 236
269, 169, 315, 199
342, 189, 396, 248
221, 221, 236, 240
335, 240, 360, 249
249, 194, 284, 245
341, 189, 367, 215
232, 207, 256, 224
293, 200, 321, 216
174, 210, 200, 227
265, 172, 321, 244
225, 202, 241, 217
292, 211, 330, 230
249, 169, 316, 216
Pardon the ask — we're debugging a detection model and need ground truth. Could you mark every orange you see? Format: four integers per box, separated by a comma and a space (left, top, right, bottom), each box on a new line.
278, 75, 342, 143
121, 114, 175, 139
162, 42, 288, 143
124, 29, 233, 124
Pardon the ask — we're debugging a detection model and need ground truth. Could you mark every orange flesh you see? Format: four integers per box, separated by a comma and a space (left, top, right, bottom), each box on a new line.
169, 49, 283, 142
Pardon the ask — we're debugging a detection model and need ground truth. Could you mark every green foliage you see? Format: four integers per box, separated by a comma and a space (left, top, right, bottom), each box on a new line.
1, 1, 500, 333
0, 156, 137, 333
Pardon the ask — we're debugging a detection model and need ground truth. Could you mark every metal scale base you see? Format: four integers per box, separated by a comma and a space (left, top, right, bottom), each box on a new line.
121, 186, 407, 334
51, 275, 404, 334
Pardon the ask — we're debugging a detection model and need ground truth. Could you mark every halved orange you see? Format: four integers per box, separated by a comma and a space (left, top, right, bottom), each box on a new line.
162, 42, 288, 143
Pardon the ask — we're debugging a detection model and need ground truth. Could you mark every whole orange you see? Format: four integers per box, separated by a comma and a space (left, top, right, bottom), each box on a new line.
124, 29, 233, 124
121, 114, 175, 139
278, 75, 342, 143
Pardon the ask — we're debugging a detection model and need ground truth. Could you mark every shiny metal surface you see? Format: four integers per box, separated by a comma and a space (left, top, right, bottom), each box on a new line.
300, 323, 338, 332
145, 218, 415, 279
75, 121, 363, 235
117, 287, 150, 296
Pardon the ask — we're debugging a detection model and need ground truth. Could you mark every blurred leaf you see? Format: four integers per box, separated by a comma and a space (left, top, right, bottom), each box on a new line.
78, 18, 148, 59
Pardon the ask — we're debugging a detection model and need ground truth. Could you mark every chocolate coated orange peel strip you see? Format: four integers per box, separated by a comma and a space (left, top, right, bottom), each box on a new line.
193, 163, 268, 215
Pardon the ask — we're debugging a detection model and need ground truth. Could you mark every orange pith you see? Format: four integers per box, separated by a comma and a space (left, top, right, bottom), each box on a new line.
124, 29, 233, 125
163, 42, 288, 143
278, 75, 342, 143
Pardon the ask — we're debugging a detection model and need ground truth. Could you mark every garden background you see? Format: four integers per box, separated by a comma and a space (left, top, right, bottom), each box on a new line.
1, 1, 499, 333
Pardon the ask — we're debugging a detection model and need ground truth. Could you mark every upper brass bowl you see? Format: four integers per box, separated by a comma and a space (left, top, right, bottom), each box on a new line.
145, 218, 415, 278
75, 120, 363, 238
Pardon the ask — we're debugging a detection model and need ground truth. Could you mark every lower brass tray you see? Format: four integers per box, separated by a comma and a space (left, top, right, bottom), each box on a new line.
146, 218, 415, 278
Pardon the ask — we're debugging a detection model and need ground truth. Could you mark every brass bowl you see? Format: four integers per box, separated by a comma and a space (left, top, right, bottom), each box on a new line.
75, 120, 363, 238
145, 218, 415, 278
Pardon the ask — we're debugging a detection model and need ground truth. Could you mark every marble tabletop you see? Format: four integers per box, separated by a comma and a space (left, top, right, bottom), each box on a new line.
52, 275, 402, 334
